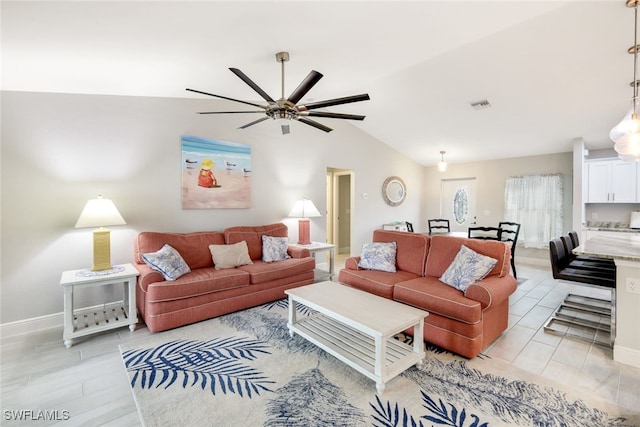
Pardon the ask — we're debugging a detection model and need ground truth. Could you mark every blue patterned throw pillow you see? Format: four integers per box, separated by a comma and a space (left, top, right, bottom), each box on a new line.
142, 244, 191, 281
262, 235, 291, 262
357, 241, 397, 272
440, 245, 497, 292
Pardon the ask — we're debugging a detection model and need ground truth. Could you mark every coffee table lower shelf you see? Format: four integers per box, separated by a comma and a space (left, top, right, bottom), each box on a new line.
288, 313, 423, 394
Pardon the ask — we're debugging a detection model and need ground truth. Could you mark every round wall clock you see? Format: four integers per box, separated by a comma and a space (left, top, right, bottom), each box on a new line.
382, 176, 406, 206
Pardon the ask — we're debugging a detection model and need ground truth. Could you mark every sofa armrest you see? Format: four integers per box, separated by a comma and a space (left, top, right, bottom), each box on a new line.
464, 275, 517, 309
344, 256, 361, 270
287, 245, 311, 259
134, 262, 164, 290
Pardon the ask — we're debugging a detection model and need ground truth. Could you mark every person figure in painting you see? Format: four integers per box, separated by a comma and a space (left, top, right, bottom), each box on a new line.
197, 158, 219, 188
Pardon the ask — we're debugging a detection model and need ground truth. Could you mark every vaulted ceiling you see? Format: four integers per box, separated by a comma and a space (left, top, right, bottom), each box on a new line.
1, 1, 631, 166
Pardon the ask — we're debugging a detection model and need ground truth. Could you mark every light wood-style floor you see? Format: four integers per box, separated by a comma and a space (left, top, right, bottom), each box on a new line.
2, 262, 639, 426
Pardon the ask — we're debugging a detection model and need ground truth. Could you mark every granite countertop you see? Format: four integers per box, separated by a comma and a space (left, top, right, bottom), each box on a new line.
584, 222, 640, 233
574, 233, 640, 262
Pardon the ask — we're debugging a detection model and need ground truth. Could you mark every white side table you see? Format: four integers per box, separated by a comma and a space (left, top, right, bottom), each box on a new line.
290, 242, 335, 281
60, 263, 139, 348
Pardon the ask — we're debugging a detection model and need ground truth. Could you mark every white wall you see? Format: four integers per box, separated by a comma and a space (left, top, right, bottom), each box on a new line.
423, 151, 574, 260
0, 91, 425, 324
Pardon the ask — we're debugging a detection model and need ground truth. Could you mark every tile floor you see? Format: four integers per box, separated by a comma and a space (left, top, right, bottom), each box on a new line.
1, 260, 639, 426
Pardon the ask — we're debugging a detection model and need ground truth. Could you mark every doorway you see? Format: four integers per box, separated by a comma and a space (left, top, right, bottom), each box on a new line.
440, 178, 477, 232
326, 168, 353, 255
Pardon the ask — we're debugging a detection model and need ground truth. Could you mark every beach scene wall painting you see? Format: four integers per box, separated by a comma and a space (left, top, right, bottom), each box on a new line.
181, 135, 251, 209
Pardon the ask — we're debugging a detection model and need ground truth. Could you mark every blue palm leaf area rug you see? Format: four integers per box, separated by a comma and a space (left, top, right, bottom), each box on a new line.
120, 300, 639, 427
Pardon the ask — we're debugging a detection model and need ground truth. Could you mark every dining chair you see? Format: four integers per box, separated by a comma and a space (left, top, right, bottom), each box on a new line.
428, 219, 450, 235
468, 226, 502, 241
498, 221, 521, 278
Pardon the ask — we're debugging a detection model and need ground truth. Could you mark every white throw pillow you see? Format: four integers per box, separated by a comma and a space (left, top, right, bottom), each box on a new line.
357, 241, 397, 273
439, 245, 498, 292
141, 244, 191, 281
209, 241, 253, 270
262, 235, 291, 262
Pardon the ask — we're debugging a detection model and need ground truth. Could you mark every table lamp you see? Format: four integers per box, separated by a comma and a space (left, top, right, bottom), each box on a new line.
75, 195, 126, 271
288, 198, 321, 245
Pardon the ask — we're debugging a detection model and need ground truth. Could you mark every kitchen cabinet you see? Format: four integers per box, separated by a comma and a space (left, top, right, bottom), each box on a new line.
586, 159, 637, 203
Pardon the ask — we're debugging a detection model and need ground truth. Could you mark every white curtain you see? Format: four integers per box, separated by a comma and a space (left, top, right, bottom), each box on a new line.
504, 174, 563, 249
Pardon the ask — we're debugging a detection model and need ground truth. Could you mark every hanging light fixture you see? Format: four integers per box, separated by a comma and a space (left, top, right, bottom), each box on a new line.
610, 0, 640, 161
437, 150, 448, 172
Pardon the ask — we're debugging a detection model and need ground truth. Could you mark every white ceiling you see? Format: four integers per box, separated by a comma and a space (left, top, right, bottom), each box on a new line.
1, 1, 632, 166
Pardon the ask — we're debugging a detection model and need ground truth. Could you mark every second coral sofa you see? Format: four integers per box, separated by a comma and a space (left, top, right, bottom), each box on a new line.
339, 229, 517, 358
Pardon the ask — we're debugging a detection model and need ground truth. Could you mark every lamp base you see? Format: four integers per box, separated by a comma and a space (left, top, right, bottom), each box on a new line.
297, 218, 312, 245
92, 227, 113, 271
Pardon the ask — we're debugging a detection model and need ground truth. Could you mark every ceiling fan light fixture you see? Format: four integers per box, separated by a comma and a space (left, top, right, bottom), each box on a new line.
187, 51, 369, 134
611, 0, 640, 161
437, 150, 448, 172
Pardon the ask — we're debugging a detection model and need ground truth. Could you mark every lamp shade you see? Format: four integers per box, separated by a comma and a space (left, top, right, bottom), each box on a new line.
437, 150, 448, 172
610, 102, 640, 161
288, 198, 321, 218
75, 195, 126, 228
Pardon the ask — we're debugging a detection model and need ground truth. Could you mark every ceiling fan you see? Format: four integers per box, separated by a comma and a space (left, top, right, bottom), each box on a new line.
186, 52, 370, 134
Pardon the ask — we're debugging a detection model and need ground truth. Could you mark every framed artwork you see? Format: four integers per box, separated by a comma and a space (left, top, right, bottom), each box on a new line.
181, 135, 251, 209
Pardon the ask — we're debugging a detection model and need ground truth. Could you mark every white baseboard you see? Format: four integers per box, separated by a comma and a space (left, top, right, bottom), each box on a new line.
518, 256, 550, 267
614, 344, 640, 369
0, 302, 128, 338
1, 312, 64, 338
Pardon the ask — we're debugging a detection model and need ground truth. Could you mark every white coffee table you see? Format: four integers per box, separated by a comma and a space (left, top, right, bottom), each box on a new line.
285, 281, 428, 394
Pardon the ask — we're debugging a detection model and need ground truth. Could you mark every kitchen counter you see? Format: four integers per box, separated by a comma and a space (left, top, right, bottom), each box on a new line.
573, 233, 640, 368
584, 226, 640, 234
574, 234, 640, 262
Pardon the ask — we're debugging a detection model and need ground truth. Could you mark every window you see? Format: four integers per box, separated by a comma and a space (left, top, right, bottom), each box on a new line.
504, 174, 563, 249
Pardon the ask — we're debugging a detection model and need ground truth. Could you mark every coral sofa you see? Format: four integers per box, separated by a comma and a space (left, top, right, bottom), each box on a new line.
338, 230, 517, 358
133, 223, 315, 332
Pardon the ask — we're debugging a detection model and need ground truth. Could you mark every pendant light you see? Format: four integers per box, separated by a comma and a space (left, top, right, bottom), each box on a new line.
610, 0, 640, 161
437, 150, 448, 172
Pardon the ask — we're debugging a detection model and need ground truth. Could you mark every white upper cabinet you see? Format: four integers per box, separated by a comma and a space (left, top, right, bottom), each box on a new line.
586, 159, 637, 203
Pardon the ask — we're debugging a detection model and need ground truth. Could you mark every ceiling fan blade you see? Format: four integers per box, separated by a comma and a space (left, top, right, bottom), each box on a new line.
298, 117, 333, 133
298, 94, 370, 111
286, 70, 323, 106
186, 88, 266, 109
229, 68, 275, 104
281, 124, 290, 135
306, 111, 365, 121
197, 111, 265, 114
239, 116, 270, 129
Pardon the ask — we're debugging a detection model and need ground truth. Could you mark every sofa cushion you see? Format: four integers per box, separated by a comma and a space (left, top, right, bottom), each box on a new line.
224, 223, 289, 261
426, 235, 510, 279
262, 235, 291, 262
145, 267, 250, 302
141, 244, 191, 281
135, 231, 225, 270
237, 257, 316, 284
372, 230, 430, 276
393, 277, 482, 325
357, 241, 397, 272
440, 245, 498, 292
209, 241, 253, 270
338, 268, 420, 299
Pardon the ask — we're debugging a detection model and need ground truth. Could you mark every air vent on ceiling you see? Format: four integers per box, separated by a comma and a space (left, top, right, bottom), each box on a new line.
470, 100, 491, 110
